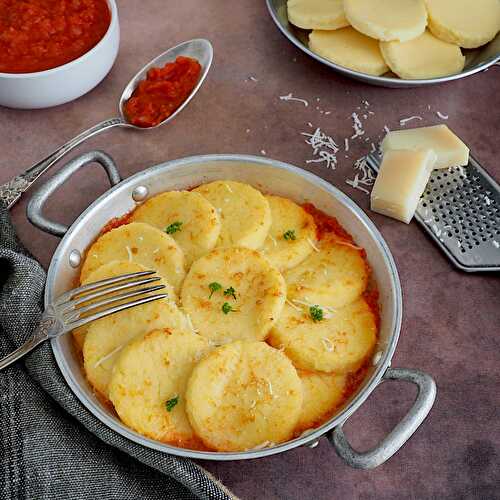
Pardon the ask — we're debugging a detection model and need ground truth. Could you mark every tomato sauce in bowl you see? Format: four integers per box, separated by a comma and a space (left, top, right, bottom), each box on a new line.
0, 0, 111, 74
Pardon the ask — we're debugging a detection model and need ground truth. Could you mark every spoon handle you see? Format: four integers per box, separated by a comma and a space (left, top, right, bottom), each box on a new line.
0, 117, 125, 210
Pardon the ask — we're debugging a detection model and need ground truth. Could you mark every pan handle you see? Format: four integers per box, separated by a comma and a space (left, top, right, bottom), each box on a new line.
27, 150, 121, 237
329, 367, 436, 469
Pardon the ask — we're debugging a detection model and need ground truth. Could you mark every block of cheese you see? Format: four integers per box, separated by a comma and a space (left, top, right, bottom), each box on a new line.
381, 125, 469, 169
370, 149, 437, 224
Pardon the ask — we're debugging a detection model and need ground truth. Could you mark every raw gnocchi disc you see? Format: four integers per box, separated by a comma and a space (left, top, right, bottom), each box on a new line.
296, 371, 347, 432
268, 298, 377, 373
285, 236, 368, 309
287, 0, 349, 30
108, 328, 211, 447
181, 247, 286, 344
261, 195, 317, 271
344, 0, 427, 42
193, 180, 271, 249
380, 31, 465, 79
83, 299, 187, 397
130, 191, 221, 266
185, 341, 303, 451
425, 0, 500, 49
309, 28, 389, 76
80, 222, 186, 293
72, 260, 175, 352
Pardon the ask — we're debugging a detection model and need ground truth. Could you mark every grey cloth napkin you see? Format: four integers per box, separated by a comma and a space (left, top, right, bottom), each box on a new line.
0, 205, 235, 500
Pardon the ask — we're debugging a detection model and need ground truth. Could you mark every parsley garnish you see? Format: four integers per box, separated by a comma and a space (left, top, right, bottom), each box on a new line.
222, 302, 236, 314
208, 282, 222, 298
309, 305, 324, 322
165, 395, 179, 412
283, 229, 296, 241
165, 221, 183, 234
224, 286, 237, 300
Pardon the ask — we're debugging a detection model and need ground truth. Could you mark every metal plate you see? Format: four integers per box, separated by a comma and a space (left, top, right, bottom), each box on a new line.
266, 0, 500, 88
366, 154, 500, 272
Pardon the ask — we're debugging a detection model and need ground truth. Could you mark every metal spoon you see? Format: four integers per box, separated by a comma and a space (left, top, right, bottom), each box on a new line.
0, 38, 213, 209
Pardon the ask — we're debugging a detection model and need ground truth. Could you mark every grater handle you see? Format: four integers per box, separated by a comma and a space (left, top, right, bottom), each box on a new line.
329, 367, 436, 469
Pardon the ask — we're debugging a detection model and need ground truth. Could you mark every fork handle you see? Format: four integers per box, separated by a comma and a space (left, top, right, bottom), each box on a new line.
0, 316, 55, 371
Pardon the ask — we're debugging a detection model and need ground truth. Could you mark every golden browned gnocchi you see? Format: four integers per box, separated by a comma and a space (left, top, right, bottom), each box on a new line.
109, 328, 212, 447
77, 179, 380, 452
80, 222, 186, 293
185, 341, 303, 451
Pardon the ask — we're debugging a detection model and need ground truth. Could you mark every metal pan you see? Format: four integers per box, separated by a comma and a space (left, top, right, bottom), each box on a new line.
27, 150, 436, 468
266, 0, 500, 88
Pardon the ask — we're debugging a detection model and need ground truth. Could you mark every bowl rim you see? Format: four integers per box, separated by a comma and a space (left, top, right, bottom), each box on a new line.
266, 0, 500, 87
45, 153, 403, 460
0, 0, 118, 79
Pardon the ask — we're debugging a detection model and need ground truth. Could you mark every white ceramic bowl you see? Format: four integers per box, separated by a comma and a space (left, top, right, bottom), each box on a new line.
0, 0, 119, 109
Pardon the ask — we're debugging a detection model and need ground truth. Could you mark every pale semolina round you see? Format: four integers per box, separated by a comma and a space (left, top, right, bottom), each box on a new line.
380, 30, 465, 79
268, 298, 377, 373
108, 328, 212, 447
287, 0, 349, 30
130, 191, 221, 266
193, 181, 271, 250
83, 299, 187, 397
309, 28, 389, 76
72, 260, 175, 352
296, 370, 347, 432
180, 247, 286, 344
185, 341, 303, 451
285, 236, 368, 309
80, 222, 186, 293
425, 0, 500, 49
344, 0, 427, 42
261, 196, 317, 271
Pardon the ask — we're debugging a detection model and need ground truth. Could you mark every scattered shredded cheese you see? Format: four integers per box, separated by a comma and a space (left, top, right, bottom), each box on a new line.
249, 76, 258, 82
493, 240, 499, 249
269, 235, 278, 247
186, 314, 198, 334
321, 337, 334, 352
372, 350, 383, 366
436, 111, 449, 120
344, 138, 349, 152
267, 380, 274, 396
279, 93, 309, 107
307, 238, 320, 252
286, 299, 301, 311
94, 344, 126, 369
350, 112, 365, 139
399, 115, 422, 126
261, 150, 267, 155
125, 245, 133, 262
152, 248, 160, 254
247, 441, 275, 451
224, 183, 233, 193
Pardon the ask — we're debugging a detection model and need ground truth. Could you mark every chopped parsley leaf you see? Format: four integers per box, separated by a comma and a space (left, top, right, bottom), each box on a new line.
208, 282, 222, 298
309, 305, 324, 322
165, 395, 179, 412
222, 302, 236, 314
283, 229, 296, 241
165, 221, 183, 234
224, 286, 237, 300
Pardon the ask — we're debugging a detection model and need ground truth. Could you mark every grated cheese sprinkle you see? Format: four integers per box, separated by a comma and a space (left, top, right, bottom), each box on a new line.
350, 112, 365, 139
125, 245, 133, 262
286, 299, 301, 311
94, 344, 126, 369
224, 183, 233, 193
399, 115, 422, 126
321, 337, 334, 352
307, 238, 320, 252
279, 93, 309, 107
436, 111, 449, 120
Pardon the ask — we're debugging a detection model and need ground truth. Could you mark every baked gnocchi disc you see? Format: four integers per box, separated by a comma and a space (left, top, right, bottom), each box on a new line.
72, 260, 175, 352
108, 328, 211, 447
80, 222, 186, 293
261, 195, 318, 271
181, 247, 286, 344
285, 236, 368, 309
130, 191, 221, 266
287, 0, 349, 30
344, 0, 427, 42
296, 371, 347, 432
83, 299, 187, 396
268, 298, 377, 373
193, 180, 271, 250
185, 341, 303, 451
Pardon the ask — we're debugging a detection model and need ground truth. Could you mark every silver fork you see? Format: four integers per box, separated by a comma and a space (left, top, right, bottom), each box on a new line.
0, 270, 168, 371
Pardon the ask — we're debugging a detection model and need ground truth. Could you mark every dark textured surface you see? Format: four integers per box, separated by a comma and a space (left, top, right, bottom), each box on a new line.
0, 0, 499, 498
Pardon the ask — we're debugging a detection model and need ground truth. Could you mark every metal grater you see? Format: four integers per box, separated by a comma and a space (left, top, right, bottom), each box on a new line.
365, 153, 500, 272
